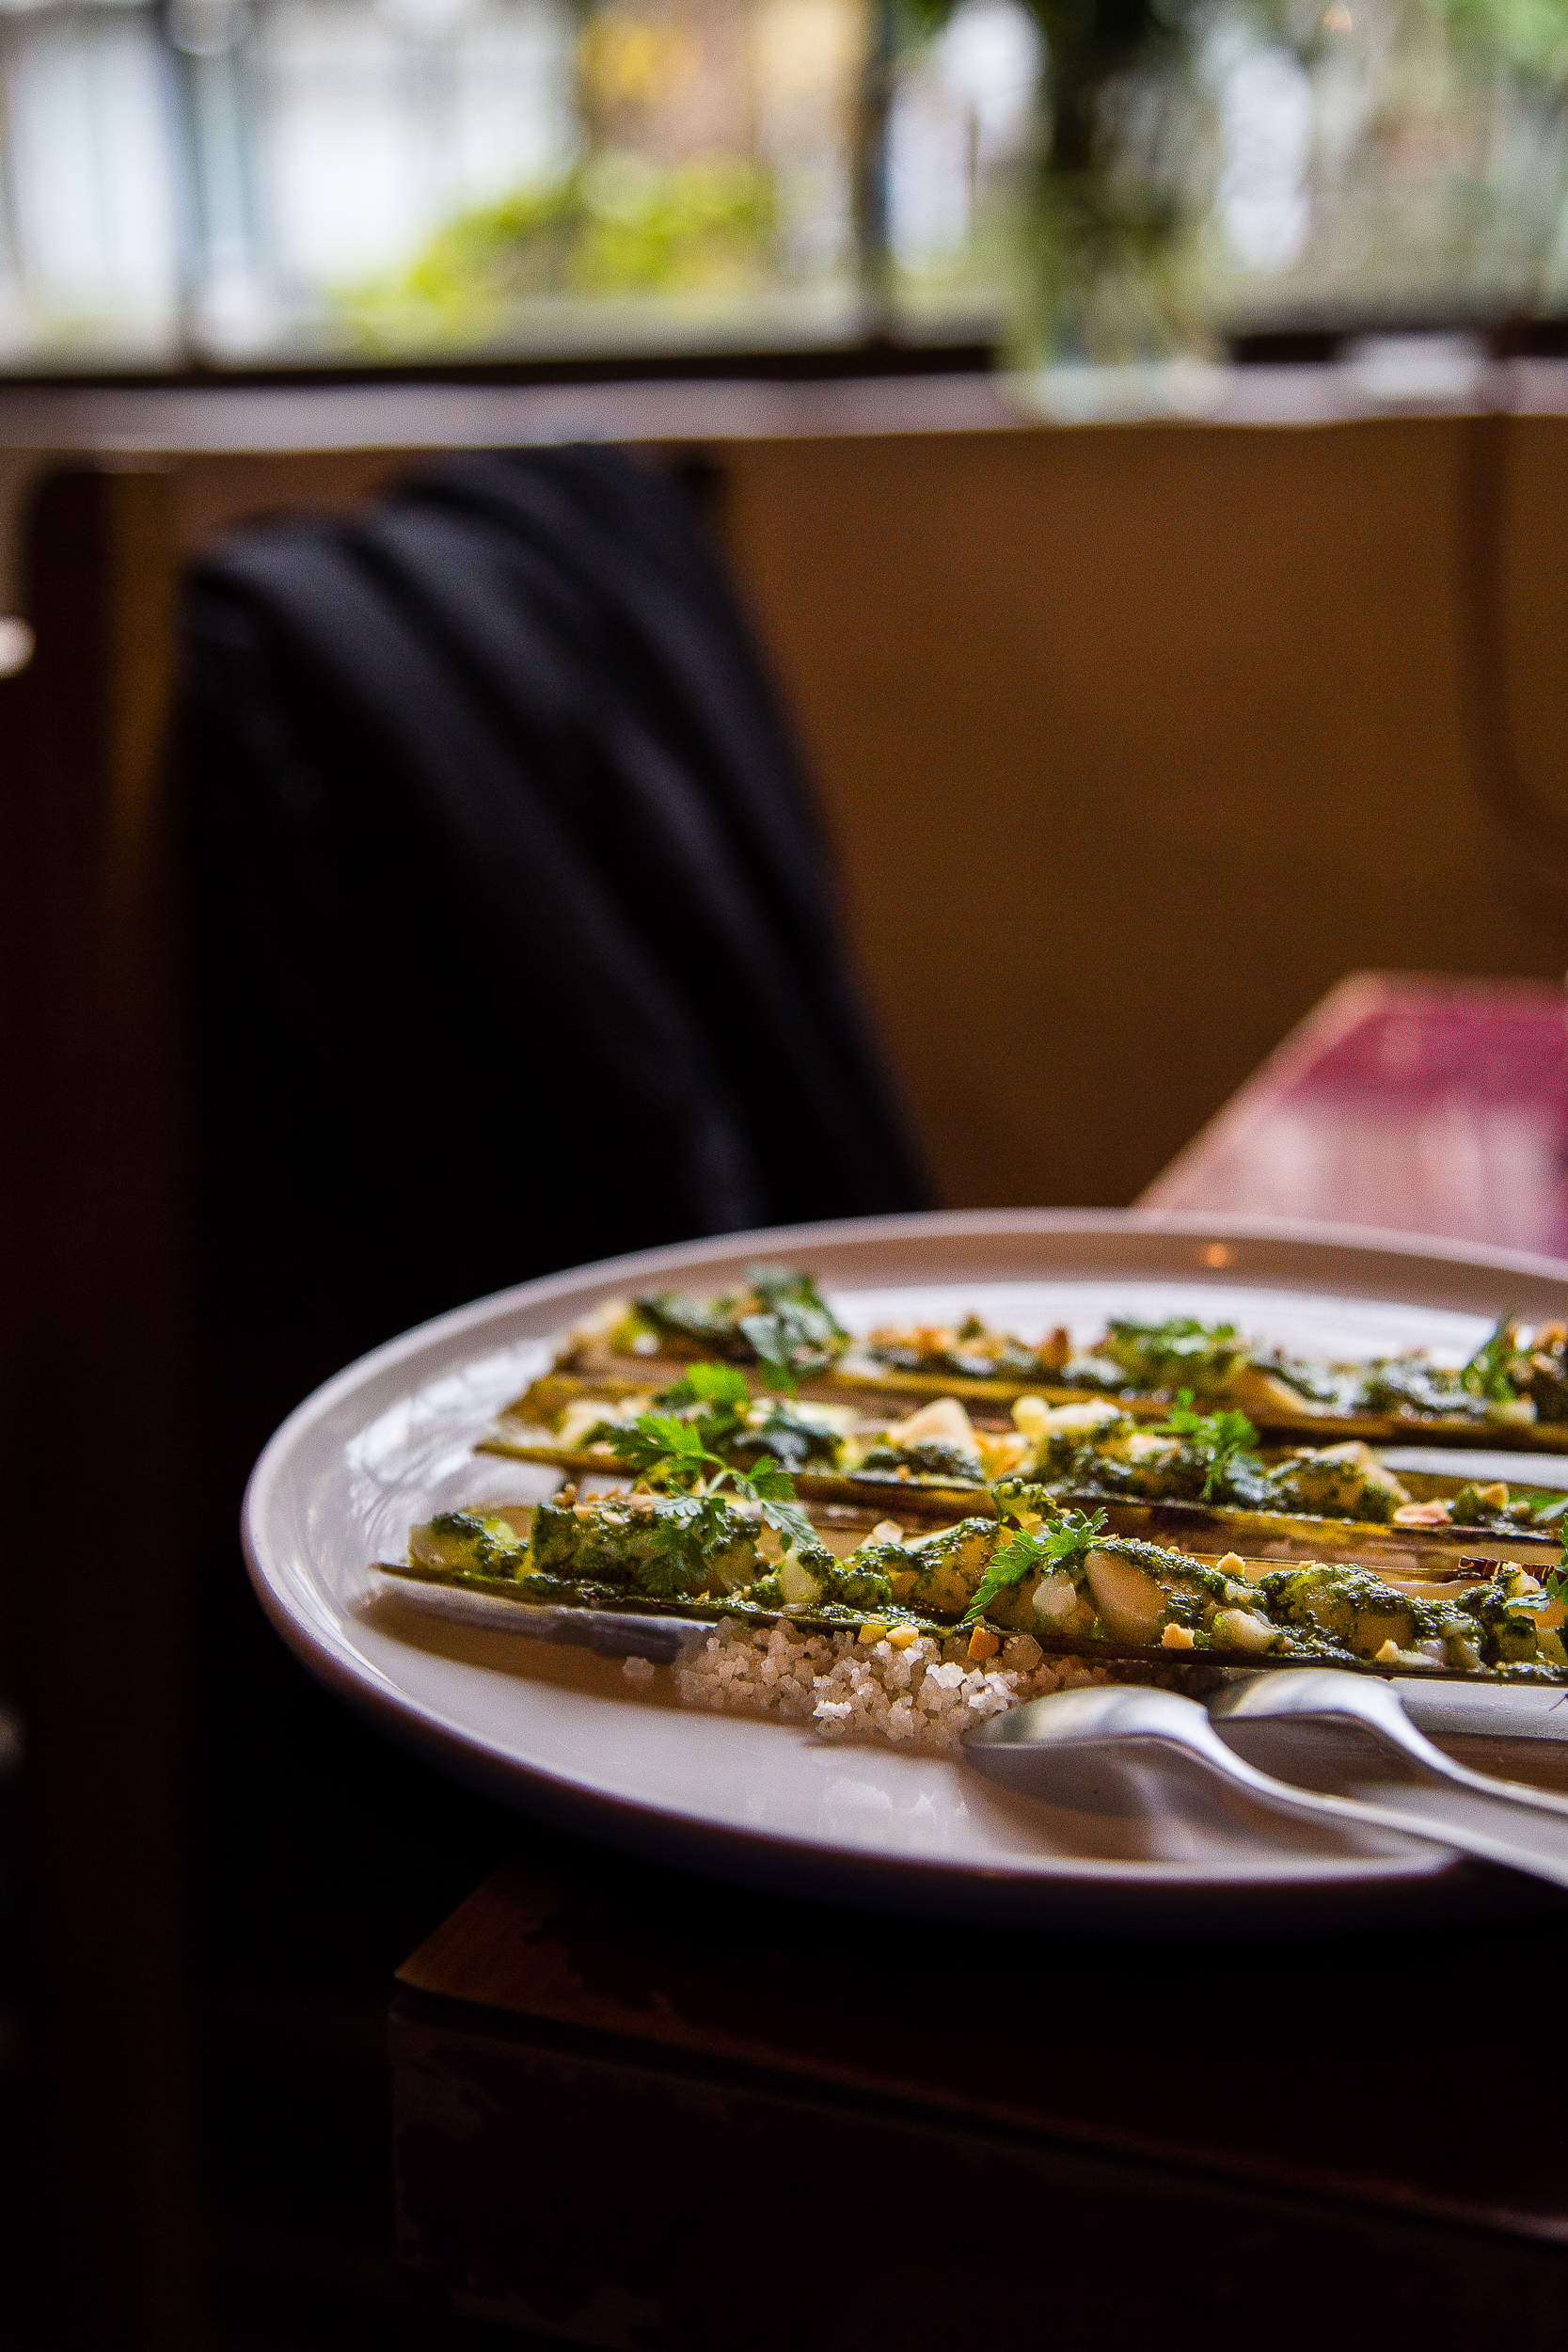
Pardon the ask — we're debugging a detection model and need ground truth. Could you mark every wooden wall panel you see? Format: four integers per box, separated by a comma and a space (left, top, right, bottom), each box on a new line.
7, 468, 207, 2351
720, 416, 1568, 1207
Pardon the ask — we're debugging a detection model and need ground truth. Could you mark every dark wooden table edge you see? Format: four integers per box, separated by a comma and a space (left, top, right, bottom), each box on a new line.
389, 1978, 1568, 2255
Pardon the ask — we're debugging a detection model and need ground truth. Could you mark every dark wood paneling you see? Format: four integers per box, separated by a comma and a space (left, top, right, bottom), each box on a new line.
5, 467, 207, 2350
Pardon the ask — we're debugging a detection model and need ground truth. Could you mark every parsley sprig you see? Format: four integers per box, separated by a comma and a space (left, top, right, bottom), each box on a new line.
961, 1507, 1107, 1627
1161, 1390, 1258, 1500
737, 1265, 830, 1392
636, 1265, 843, 1389
1546, 1529, 1568, 1610
606, 1359, 820, 1562
1462, 1311, 1524, 1404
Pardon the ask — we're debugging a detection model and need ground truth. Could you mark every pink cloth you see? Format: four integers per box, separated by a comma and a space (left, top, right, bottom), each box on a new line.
1139, 972, 1568, 1256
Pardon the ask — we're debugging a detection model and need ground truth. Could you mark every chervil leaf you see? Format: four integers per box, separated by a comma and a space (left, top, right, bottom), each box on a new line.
1462, 1311, 1523, 1404
736, 1264, 846, 1383
1163, 1390, 1256, 1453
961, 1529, 1049, 1626
654, 1362, 750, 1457
1547, 1530, 1568, 1609
607, 1360, 825, 1557
1037, 1505, 1109, 1560
657, 1361, 752, 1412
626, 1361, 768, 1482
636, 1268, 847, 1381
962, 1507, 1107, 1625
1162, 1388, 1204, 1438
739, 1312, 796, 1375
761, 1494, 822, 1558
1159, 1390, 1258, 1500
736, 1455, 795, 1502
607, 1413, 718, 1487
1197, 1411, 1257, 1500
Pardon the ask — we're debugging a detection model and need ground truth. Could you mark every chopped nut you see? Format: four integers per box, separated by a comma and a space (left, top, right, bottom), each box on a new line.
1215, 1551, 1246, 1577
1373, 1638, 1402, 1663
1161, 1623, 1196, 1649
967, 1624, 1000, 1661
857, 1618, 888, 1644
886, 1396, 978, 1447
1011, 1395, 1050, 1439
870, 1519, 904, 1545
1476, 1481, 1511, 1508
887, 1625, 920, 1650
1393, 1501, 1452, 1527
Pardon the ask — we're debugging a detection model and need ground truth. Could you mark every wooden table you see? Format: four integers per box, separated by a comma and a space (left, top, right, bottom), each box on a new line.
389, 972, 1568, 2349
1139, 970, 1568, 1255
394, 1853, 1568, 2352
392, 1852, 1568, 2349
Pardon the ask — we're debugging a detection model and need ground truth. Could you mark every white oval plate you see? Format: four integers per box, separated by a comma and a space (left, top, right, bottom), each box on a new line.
242, 1210, 1568, 1934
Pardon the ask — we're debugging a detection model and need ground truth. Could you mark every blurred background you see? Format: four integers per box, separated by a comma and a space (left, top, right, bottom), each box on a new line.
4, 0, 1568, 372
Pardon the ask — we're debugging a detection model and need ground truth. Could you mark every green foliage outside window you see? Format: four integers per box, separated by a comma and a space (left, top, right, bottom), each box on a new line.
333, 0, 1568, 363
339, 151, 775, 347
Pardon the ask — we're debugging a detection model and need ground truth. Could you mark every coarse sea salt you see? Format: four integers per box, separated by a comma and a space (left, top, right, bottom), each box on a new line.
616, 1618, 1143, 1751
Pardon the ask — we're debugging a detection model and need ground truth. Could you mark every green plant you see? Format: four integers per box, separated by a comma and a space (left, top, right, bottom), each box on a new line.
336, 151, 774, 349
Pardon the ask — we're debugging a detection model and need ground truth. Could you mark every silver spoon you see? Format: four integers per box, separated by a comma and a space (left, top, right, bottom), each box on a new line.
962, 1685, 1467, 1867
1210, 1669, 1568, 1889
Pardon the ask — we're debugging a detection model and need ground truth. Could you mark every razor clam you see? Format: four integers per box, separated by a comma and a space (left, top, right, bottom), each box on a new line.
480, 1379, 1567, 1572
549, 1281, 1568, 1452
379, 1487, 1568, 1687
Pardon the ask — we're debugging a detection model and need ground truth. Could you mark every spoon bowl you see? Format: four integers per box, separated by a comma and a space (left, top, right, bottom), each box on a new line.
962, 1685, 1443, 1860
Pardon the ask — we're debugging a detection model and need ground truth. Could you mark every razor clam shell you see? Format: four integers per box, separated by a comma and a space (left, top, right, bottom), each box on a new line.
372, 1559, 1566, 1688
554, 1335, 1568, 1451
478, 1422, 1564, 1570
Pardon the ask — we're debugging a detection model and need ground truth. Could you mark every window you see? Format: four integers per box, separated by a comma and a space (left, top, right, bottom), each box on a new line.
0, 0, 1564, 373
0, 0, 1036, 364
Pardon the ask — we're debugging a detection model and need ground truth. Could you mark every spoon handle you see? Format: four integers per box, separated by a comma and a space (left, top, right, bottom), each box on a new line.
977, 1718, 1510, 1874
1208, 1735, 1568, 1885
1179, 1720, 1547, 1873
1212, 1674, 1568, 1887
967, 1684, 1565, 1891
1310, 1761, 1568, 1887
